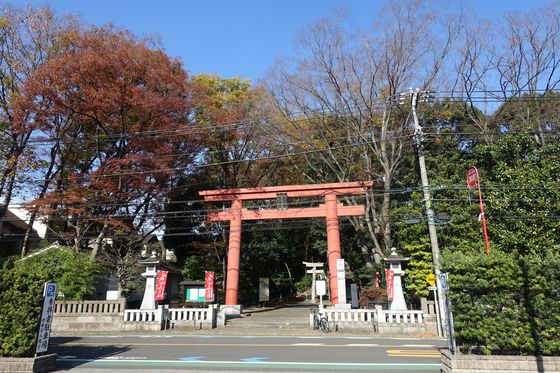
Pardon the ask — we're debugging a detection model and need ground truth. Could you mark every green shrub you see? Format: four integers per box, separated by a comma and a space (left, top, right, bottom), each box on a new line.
443, 248, 560, 356
0, 247, 103, 357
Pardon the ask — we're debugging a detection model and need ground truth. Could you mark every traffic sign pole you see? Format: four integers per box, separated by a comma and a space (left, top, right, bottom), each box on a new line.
426, 273, 442, 337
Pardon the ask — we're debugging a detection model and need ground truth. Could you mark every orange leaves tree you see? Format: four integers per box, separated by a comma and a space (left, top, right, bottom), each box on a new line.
18, 27, 200, 257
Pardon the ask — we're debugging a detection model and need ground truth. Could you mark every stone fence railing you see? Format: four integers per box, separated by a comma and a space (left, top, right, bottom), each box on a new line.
122, 305, 217, 331
309, 306, 427, 334
54, 299, 126, 315
168, 305, 216, 323
52, 300, 217, 333
315, 309, 376, 329
123, 308, 163, 322
379, 308, 424, 324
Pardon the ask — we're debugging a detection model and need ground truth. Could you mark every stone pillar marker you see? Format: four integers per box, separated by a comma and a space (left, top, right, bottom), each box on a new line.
335, 258, 349, 308
139, 253, 161, 310
384, 247, 410, 311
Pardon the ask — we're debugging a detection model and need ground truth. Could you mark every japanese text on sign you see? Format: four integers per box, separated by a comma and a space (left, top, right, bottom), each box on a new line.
205, 271, 215, 301
36, 283, 57, 353
386, 269, 394, 302
154, 271, 168, 301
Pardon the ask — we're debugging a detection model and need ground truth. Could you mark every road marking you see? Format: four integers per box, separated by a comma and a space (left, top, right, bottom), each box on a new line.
240, 357, 267, 362
345, 344, 379, 347
104, 356, 147, 360
179, 356, 207, 361
54, 341, 445, 349
57, 358, 441, 370
402, 344, 436, 347
386, 349, 441, 358
291, 343, 325, 346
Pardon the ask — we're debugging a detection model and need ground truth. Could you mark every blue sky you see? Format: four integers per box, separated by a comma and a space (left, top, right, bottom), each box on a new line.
21, 0, 552, 83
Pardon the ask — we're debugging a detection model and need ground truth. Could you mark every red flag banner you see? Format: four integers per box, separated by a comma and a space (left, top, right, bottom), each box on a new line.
386, 269, 394, 302
154, 271, 168, 301
205, 271, 215, 301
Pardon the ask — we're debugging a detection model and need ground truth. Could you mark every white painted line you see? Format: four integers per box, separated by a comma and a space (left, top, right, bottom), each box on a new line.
402, 344, 435, 347
291, 343, 325, 346
58, 358, 441, 367
296, 336, 325, 339
345, 343, 379, 347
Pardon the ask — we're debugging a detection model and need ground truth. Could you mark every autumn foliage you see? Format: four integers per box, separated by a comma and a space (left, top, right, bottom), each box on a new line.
15, 27, 199, 255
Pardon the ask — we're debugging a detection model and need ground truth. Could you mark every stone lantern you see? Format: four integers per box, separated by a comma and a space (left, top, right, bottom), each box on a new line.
384, 247, 410, 311
139, 252, 161, 310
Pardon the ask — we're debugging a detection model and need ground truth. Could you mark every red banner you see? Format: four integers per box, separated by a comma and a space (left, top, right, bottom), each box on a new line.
154, 271, 168, 301
204, 271, 215, 301
386, 269, 394, 302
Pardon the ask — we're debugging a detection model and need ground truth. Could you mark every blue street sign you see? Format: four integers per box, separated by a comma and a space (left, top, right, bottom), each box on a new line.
440, 273, 448, 290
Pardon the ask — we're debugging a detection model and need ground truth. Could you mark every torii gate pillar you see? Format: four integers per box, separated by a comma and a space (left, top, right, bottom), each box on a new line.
226, 199, 243, 305
200, 181, 372, 308
325, 193, 342, 304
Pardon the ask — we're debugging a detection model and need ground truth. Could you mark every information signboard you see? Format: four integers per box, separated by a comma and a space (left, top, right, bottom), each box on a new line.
186, 288, 206, 302
316, 280, 326, 296
36, 283, 57, 354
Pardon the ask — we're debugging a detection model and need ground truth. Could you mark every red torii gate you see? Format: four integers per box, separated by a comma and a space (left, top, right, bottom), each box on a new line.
200, 181, 373, 307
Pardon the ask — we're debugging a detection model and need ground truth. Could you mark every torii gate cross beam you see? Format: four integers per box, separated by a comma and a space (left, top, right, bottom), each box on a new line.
200, 181, 373, 307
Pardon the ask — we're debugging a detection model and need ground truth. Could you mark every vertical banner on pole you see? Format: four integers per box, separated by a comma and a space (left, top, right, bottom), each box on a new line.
154, 271, 168, 301
36, 283, 57, 354
205, 271, 215, 302
386, 269, 394, 302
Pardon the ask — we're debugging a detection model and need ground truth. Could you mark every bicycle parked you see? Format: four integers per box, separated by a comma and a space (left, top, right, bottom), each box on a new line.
312, 308, 330, 333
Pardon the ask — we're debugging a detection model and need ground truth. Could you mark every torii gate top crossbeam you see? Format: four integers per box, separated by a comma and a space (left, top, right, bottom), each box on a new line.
199, 181, 373, 201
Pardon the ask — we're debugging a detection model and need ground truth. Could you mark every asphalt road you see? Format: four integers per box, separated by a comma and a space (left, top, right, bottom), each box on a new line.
50, 335, 444, 372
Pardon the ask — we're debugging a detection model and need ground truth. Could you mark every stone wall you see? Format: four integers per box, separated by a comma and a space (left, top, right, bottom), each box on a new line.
0, 354, 57, 373
441, 349, 560, 373
52, 299, 125, 334
52, 314, 122, 333
53, 301, 217, 333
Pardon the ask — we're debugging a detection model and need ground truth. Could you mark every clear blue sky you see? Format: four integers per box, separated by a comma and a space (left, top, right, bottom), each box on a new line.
21, 0, 552, 83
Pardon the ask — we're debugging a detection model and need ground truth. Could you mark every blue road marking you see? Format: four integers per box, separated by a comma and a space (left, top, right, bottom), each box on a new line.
240, 357, 267, 362
178, 356, 207, 361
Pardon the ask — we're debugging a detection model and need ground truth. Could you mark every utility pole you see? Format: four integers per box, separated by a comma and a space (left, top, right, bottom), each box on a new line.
408, 88, 447, 337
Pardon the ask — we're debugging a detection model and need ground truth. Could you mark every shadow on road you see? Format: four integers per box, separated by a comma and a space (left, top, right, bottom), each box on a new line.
49, 336, 133, 371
